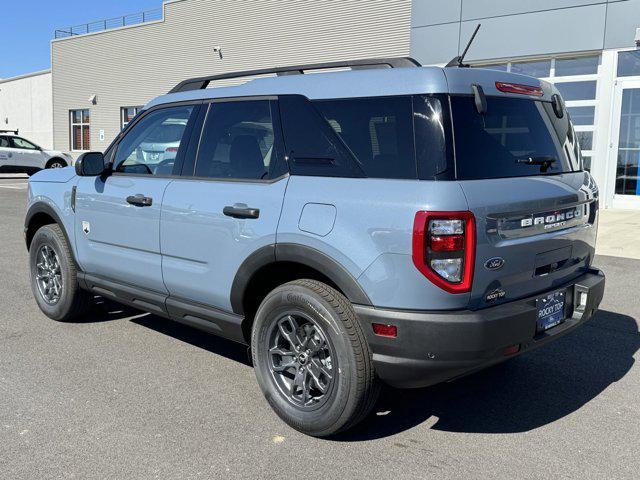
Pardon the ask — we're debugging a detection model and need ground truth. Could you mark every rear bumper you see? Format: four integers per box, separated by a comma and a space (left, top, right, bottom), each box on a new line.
355, 268, 605, 388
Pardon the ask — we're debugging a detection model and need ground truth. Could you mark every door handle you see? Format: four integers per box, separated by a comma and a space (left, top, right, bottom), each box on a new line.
126, 194, 153, 207
223, 205, 260, 219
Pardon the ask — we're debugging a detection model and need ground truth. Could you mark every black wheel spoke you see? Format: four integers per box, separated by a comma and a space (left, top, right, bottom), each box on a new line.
268, 312, 336, 409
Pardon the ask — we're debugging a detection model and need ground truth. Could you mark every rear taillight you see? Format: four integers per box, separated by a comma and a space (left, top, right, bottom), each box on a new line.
165, 147, 179, 153
412, 211, 476, 293
495, 82, 543, 97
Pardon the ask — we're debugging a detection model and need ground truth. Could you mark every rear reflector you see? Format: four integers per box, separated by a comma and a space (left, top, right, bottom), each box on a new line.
430, 235, 464, 252
412, 211, 476, 294
495, 82, 543, 97
503, 344, 520, 356
372, 323, 397, 338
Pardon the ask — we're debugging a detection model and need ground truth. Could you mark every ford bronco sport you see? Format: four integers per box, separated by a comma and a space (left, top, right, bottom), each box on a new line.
24, 57, 605, 437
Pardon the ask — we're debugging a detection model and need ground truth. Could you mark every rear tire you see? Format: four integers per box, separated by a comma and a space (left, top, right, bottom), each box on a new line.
252, 279, 380, 437
29, 224, 92, 321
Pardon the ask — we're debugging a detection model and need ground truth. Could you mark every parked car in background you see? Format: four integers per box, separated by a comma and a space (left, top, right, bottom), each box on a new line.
0, 130, 73, 175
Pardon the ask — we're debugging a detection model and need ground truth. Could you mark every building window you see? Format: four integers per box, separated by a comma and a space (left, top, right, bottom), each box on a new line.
70, 109, 90, 151
555, 56, 599, 76
510, 59, 551, 78
617, 50, 640, 77
121, 106, 142, 130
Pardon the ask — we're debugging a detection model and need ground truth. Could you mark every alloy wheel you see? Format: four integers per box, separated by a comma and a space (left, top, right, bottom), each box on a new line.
268, 313, 336, 409
35, 245, 63, 305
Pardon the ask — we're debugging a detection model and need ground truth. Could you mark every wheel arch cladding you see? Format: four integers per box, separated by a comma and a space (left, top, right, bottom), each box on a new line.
24, 203, 71, 254
231, 243, 372, 340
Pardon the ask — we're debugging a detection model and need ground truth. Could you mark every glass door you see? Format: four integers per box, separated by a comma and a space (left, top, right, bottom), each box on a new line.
609, 80, 640, 209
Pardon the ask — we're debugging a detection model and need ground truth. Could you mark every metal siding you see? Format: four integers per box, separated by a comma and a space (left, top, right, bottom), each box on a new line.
460, 3, 607, 61
410, 23, 460, 65
461, 0, 607, 19
52, 0, 411, 153
411, 0, 462, 27
604, 0, 640, 49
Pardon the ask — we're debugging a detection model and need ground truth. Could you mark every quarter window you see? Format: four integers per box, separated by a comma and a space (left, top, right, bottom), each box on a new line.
194, 100, 280, 180
0, 136, 11, 147
70, 109, 90, 151
114, 105, 194, 176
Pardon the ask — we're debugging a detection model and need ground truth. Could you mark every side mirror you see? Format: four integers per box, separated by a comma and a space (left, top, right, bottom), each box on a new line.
75, 152, 107, 176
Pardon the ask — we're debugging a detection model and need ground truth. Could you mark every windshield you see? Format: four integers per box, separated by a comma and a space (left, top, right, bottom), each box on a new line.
451, 96, 581, 180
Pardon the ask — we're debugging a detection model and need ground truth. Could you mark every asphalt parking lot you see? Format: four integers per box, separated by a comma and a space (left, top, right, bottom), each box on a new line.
1, 174, 639, 479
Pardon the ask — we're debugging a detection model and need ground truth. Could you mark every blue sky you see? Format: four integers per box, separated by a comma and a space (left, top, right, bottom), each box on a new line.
0, 0, 162, 78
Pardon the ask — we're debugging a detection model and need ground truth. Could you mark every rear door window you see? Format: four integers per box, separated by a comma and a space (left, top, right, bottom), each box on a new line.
451, 96, 577, 180
194, 100, 284, 180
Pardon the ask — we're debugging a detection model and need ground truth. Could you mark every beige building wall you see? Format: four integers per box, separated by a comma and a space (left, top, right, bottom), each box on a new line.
0, 71, 53, 149
51, 0, 412, 154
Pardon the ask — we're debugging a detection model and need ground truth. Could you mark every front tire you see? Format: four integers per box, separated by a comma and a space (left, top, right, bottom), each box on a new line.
29, 224, 91, 321
252, 279, 379, 437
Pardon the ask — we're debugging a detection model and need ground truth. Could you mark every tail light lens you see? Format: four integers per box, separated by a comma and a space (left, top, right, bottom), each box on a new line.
165, 147, 179, 153
412, 211, 476, 293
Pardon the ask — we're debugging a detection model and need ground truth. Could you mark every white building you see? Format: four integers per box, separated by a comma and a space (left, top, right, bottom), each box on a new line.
0, 70, 53, 149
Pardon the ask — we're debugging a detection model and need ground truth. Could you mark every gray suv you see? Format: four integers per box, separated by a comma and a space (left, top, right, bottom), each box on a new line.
24, 57, 605, 437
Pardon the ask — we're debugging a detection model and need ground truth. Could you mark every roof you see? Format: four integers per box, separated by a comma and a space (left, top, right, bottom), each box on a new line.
146, 65, 556, 109
0, 69, 51, 85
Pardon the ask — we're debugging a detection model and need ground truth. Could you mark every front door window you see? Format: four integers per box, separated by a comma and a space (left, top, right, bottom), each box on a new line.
615, 88, 640, 196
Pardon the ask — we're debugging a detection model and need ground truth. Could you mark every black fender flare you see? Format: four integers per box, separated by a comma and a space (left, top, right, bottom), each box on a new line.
230, 243, 372, 315
24, 202, 74, 256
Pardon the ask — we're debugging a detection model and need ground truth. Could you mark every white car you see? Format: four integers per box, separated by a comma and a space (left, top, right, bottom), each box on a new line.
0, 130, 74, 175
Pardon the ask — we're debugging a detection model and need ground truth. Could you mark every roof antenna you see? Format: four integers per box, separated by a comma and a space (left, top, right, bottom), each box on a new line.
446, 23, 481, 68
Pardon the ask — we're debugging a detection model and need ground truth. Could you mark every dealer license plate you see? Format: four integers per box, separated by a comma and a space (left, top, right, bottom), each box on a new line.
536, 290, 566, 332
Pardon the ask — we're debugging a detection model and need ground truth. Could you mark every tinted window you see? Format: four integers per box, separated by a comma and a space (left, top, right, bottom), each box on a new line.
413, 95, 453, 179
313, 96, 416, 179
195, 100, 281, 180
114, 105, 194, 176
0, 137, 9, 148
451, 96, 577, 180
279, 95, 362, 178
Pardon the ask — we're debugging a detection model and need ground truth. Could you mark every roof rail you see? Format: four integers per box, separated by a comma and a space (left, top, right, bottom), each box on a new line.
0, 129, 18, 135
168, 57, 421, 94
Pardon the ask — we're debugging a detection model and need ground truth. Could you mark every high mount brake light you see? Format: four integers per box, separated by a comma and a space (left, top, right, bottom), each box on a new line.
495, 82, 543, 97
412, 211, 476, 294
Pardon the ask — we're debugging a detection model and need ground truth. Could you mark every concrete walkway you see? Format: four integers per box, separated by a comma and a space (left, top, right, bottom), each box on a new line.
596, 209, 640, 260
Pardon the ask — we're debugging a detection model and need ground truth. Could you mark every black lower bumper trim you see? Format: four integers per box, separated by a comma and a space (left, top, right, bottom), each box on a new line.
355, 268, 605, 388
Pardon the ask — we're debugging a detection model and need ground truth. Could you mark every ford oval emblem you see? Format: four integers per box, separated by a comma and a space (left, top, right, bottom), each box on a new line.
485, 257, 505, 271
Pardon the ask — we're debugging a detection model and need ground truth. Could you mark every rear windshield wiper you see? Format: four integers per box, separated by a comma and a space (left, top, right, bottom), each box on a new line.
516, 156, 556, 172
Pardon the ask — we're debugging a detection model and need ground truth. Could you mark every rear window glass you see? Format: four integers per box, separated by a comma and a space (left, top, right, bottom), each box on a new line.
313, 97, 416, 179
451, 96, 579, 180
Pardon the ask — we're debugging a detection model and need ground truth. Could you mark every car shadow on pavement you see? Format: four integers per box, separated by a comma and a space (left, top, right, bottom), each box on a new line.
131, 314, 252, 367
83, 303, 638, 440
337, 309, 639, 441
73, 297, 146, 323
